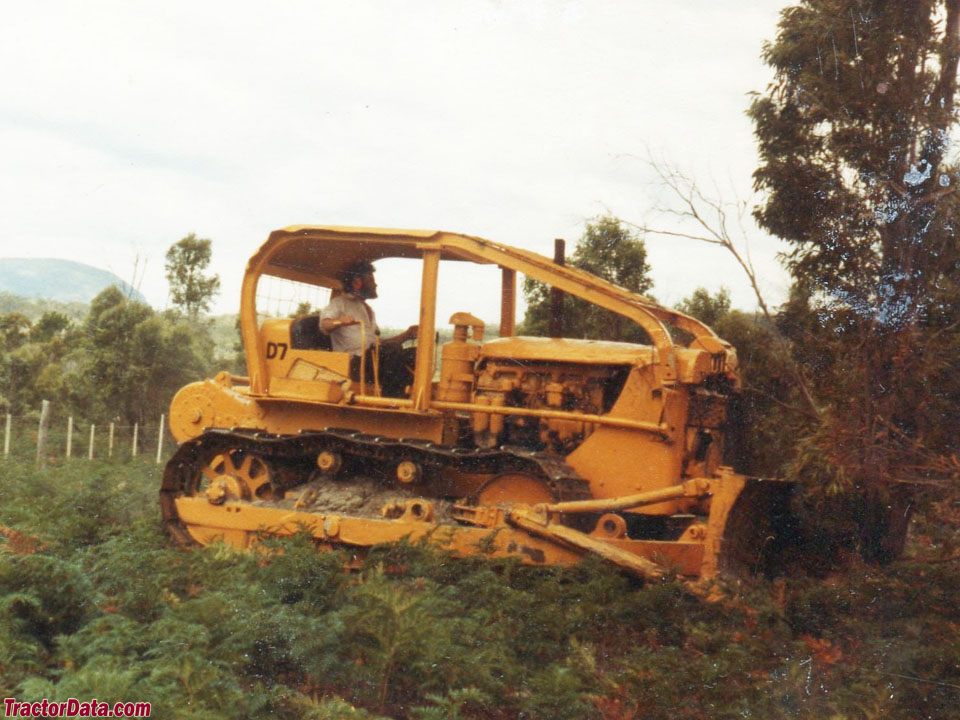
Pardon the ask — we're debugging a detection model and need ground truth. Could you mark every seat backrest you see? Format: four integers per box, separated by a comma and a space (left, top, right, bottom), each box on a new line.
290, 314, 332, 351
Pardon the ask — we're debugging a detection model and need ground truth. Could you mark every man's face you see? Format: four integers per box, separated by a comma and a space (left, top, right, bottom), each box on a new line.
354, 271, 377, 299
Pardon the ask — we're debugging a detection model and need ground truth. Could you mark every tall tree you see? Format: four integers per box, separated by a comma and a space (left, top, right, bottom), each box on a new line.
520, 216, 654, 342
750, 0, 960, 557
165, 234, 220, 318
80, 287, 210, 424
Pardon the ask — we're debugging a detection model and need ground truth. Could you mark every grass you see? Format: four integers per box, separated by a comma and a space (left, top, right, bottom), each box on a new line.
0, 456, 957, 719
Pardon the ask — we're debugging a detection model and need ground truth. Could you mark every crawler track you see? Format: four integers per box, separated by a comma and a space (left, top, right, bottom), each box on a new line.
160, 427, 592, 543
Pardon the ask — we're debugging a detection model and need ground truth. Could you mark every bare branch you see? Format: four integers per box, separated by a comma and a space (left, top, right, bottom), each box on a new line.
621, 222, 724, 246
639, 153, 823, 419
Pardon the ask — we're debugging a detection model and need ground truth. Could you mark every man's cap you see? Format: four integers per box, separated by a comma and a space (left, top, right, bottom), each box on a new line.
339, 260, 375, 287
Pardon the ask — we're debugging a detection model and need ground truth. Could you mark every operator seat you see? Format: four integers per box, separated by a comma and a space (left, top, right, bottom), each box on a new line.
290, 314, 333, 351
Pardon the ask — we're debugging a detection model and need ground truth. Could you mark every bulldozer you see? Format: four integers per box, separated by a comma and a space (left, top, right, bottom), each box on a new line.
161, 225, 790, 581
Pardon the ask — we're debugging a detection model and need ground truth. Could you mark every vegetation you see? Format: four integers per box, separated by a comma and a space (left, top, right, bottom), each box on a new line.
746, 0, 960, 555
0, 292, 87, 324
1, 3, 958, 714
620, 1, 960, 566
165, 234, 221, 319
0, 288, 225, 426
1, 456, 958, 719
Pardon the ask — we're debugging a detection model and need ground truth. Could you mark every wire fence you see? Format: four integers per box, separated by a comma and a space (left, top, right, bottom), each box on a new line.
1, 402, 177, 467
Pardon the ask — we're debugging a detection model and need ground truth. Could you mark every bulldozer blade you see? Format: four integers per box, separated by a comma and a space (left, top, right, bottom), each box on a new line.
711, 477, 797, 577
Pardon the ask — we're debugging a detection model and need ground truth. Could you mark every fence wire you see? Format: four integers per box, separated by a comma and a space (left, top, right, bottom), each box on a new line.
1, 406, 177, 465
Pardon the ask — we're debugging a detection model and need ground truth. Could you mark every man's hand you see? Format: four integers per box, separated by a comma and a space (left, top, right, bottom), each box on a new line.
382, 325, 418, 346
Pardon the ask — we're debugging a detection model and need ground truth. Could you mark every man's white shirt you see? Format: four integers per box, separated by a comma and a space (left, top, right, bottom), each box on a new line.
320, 294, 378, 355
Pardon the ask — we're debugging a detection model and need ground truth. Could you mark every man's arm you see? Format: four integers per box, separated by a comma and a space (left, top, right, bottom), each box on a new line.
380, 325, 418, 346
320, 315, 359, 333
319, 295, 361, 334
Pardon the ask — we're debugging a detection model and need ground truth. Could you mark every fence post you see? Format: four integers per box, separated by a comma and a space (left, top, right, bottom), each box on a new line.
156, 414, 165, 464
66, 416, 73, 459
36, 400, 50, 469
3, 414, 10, 457
89, 424, 95, 460
132, 423, 139, 457
109, 423, 115, 458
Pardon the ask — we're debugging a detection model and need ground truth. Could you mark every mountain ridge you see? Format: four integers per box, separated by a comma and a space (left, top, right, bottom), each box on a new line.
0, 258, 148, 305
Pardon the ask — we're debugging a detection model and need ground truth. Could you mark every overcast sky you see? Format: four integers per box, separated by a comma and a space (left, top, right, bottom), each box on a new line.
0, 1, 791, 328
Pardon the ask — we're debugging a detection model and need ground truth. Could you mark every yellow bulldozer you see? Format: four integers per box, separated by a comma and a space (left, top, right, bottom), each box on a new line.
161, 225, 790, 580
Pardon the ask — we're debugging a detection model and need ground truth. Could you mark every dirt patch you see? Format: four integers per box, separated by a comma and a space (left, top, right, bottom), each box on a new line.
263, 474, 458, 522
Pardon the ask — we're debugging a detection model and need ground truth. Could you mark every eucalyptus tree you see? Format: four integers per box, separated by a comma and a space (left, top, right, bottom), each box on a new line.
165, 234, 221, 319
749, 0, 960, 557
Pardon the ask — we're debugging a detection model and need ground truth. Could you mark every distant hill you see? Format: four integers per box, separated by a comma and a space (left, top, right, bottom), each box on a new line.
0, 258, 147, 305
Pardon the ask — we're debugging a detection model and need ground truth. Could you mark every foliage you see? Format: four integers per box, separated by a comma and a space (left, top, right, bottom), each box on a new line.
0, 292, 88, 324
750, 1, 960, 481
0, 312, 82, 415
205, 313, 247, 377
78, 287, 212, 424
520, 216, 654, 342
0, 285, 220, 424
0, 456, 958, 718
675, 286, 732, 329
165, 234, 221, 319
0, 239, 235, 423
30, 312, 71, 343
0, 313, 31, 351
734, 0, 960, 564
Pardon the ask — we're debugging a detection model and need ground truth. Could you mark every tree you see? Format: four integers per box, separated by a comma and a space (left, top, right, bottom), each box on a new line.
520, 216, 653, 342
675, 287, 732, 329
80, 287, 211, 425
748, 0, 960, 558
0, 313, 31, 351
164, 234, 220, 318
31, 312, 71, 343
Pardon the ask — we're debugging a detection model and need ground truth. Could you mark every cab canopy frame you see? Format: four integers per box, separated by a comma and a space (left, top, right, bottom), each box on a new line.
240, 225, 726, 405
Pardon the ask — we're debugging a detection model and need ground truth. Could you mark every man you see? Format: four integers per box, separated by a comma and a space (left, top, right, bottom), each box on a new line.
320, 260, 417, 396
